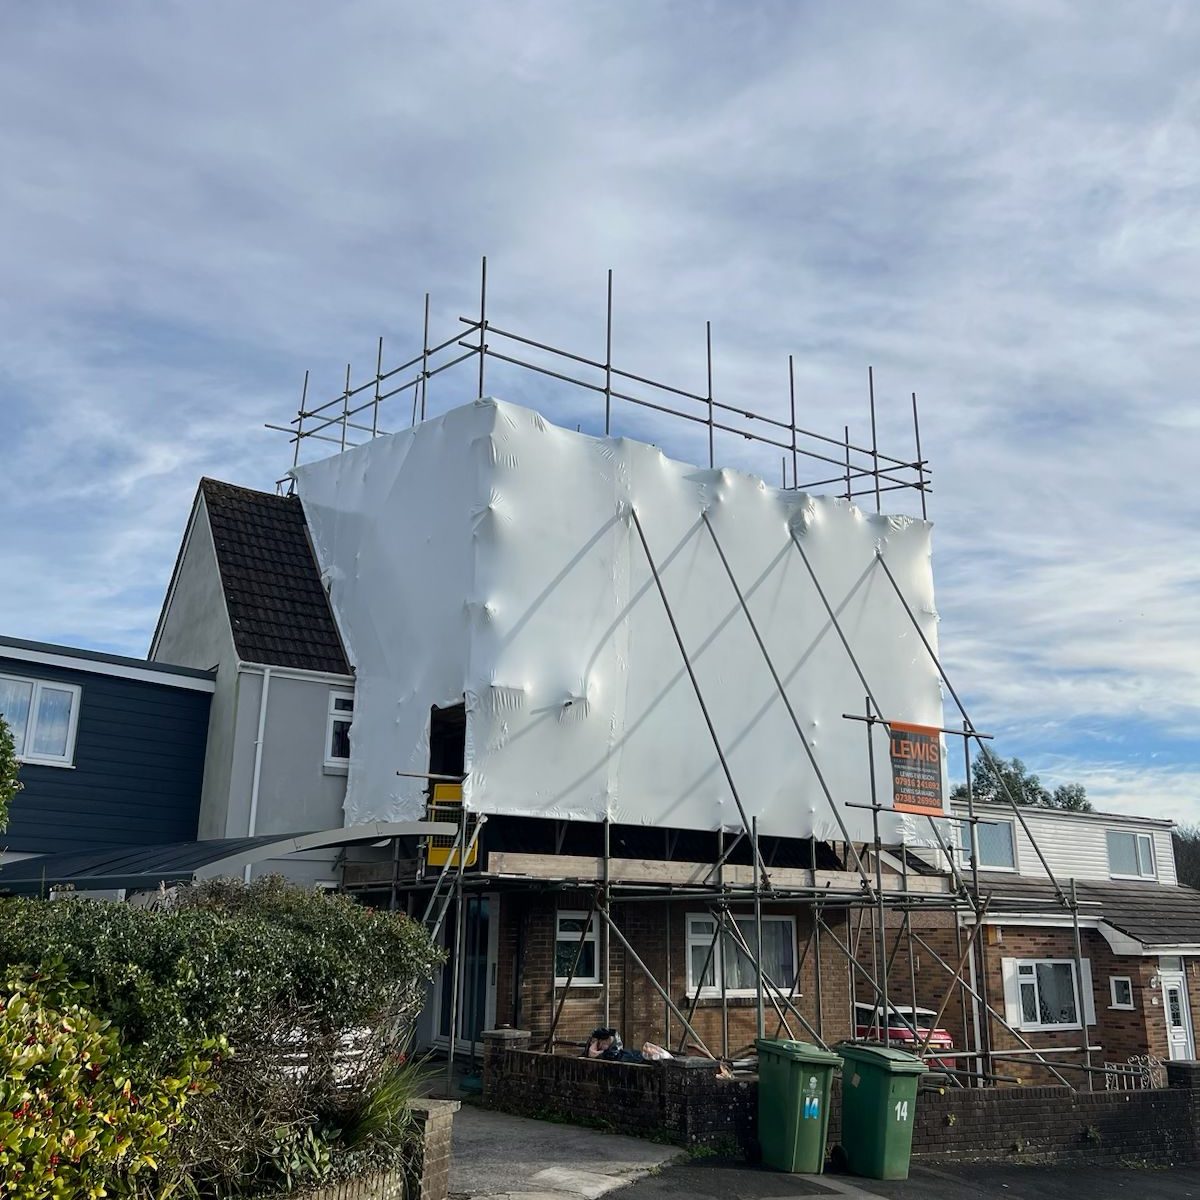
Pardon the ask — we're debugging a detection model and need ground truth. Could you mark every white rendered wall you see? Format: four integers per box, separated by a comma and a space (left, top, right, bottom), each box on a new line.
295, 398, 946, 843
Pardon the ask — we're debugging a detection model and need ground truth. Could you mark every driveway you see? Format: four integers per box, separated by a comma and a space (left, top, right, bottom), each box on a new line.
616, 1159, 1200, 1200
449, 1104, 683, 1200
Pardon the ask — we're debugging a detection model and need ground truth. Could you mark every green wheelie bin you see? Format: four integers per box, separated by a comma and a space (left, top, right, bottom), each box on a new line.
837, 1043, 928, 1180
755, 1039, 841, 1174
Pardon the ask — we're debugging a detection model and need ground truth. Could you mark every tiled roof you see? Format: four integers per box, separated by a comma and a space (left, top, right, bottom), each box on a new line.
200, 479, 351, 675
977, 871, 1200, 948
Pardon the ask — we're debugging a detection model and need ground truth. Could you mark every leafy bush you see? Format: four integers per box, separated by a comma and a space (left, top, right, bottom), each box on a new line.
0, 876, 441, 1072
0, 878, 443, 1196
0, 964, 218, 1199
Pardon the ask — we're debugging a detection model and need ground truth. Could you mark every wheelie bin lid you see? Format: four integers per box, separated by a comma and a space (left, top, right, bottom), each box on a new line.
836, 1042, 929, 1074
756, 1039, 842, 1066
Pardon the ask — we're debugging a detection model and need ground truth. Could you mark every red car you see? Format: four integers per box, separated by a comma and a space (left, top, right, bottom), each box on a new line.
853, 1003, 955, 1069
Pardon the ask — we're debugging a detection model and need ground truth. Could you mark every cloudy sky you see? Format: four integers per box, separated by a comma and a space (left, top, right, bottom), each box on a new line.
2, 1, 1197, 820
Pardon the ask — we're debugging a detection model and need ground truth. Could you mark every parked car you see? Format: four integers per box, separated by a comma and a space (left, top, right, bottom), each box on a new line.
853, 1002, 954, 1068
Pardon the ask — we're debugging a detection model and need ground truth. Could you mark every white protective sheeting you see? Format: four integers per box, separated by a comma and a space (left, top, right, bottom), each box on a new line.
295, 398, 946, 844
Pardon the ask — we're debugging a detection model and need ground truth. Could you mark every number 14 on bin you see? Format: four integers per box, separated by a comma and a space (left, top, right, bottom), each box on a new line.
894, 1100, 909, 1122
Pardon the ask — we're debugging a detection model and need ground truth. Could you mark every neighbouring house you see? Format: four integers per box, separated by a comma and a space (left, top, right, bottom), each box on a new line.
148, 478, 355, 886
0, 634, 213, 878
897, 800, 1200, 1082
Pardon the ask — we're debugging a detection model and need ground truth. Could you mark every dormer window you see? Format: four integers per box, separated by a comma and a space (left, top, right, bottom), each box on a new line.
1107, 830, 1156, 880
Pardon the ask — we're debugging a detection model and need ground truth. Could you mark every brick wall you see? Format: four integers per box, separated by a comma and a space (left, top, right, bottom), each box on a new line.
406, 1099, 459, 1200
482, 1029, 754, 1150
494, 894, 855, 1059
483, 1031, 1200, 1166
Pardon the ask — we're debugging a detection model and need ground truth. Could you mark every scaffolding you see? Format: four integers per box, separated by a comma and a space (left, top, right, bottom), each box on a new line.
297, 261, 1100, 1090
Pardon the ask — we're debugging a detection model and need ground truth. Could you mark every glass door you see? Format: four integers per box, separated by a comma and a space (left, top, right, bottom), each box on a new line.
437, 894, 497, 1050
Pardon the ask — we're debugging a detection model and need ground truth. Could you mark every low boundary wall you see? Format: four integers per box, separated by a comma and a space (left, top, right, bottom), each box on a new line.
483, 1030, 1200, 1167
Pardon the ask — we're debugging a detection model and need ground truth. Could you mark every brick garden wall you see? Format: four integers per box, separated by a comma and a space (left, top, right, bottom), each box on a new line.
483, 1031, 1200, 1167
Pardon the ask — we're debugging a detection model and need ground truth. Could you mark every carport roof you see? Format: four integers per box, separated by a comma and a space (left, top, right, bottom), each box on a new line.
0, 822, 455, 895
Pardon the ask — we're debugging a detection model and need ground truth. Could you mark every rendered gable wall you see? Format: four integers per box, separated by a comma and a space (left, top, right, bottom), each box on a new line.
295, 398, 946, 843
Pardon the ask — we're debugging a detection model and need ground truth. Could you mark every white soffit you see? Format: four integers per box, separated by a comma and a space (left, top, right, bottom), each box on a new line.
295, 398, 946, 843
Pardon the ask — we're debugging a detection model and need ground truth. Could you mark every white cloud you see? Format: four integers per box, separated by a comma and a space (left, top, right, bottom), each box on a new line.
0, 1, 1198, 817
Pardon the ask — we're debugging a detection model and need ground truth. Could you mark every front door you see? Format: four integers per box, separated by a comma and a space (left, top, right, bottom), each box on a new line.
1161, 971, 1194, 1060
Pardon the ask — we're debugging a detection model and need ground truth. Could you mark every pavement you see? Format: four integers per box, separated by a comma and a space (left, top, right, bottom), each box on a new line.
448, 1104, 683, 1200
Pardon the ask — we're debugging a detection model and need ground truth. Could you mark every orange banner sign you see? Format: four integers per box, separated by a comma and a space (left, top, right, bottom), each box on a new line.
888, 722, 945, 816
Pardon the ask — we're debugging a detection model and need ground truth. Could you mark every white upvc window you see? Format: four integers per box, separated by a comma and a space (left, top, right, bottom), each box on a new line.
0, 674, 81, 767
1110, 976, 1135, 1010
554, 911, 600, 986
325, 689, 354, 766
686, 913, 797, 998
1107, 830, 1156, 880
962, 818, 1017, 871
1003, 957, 1095, 1032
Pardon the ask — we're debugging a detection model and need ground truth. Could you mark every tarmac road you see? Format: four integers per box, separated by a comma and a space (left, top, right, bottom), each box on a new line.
616, 1158, 1200, 1200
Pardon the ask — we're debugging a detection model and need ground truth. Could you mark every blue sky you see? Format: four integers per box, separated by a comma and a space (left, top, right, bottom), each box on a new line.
1, 2, 1198, 821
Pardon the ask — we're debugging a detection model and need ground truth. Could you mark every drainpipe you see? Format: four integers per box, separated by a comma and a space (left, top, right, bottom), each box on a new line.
244, 666, 272, 883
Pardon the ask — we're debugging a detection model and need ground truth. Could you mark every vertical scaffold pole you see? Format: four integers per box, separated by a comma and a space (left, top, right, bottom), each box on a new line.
1070, 878, 1093, 1089
604, 269, 613, 436
293, 370, 309, 470
477, 256, 487, 400
865, 696, 889, 1047
753, 816, 765, 1040
706, 321, 714, 468
372, 337, 383, 438
868, 366, 881, 513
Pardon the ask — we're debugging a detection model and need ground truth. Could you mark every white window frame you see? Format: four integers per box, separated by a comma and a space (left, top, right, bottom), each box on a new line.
0, 673, 81, 768
554, 910, 600, 986
1107, 830, 1156, 881
961, 817, 1018, 873
1109, 976, 1135, 1010
1014, 958, 1084, 1032
324, 688, 354, 768
685, 913, 797, 999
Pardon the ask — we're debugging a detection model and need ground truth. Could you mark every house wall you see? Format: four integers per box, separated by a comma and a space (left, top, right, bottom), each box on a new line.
492, 893, 856, 1057
0, 654, 209, 855
150, 499, 241, 842
895, 914, 1200, 1084
227, 668, 349, 884
152, 499, 351, 881
948, 803, 1177, 886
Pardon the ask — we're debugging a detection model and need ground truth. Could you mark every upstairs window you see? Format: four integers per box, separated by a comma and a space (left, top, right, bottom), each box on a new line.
325, 689, 354, 766
0, 674, 81, 767
964, 819, 1016, 871
1107, 830, 1155, 880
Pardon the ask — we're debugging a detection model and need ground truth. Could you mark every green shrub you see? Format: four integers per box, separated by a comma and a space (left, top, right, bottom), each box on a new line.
0, 964, 219, 1199
0, 876, 442, 1072
0, 878, 443, 1196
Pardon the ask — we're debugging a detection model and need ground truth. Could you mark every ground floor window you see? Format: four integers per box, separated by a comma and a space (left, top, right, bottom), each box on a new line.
686, 913, 796, 997
555, 911, 600, 985
1110, 976, 1134, 1009
1003, 957, 1094, 1031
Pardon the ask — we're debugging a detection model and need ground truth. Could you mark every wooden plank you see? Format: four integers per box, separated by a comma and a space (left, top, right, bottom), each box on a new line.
484, 852, 947, 893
